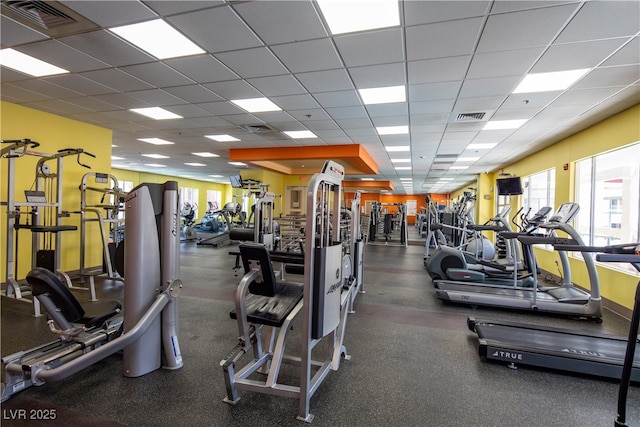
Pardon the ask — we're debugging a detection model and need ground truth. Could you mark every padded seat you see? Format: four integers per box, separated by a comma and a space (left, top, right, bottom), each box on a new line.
229, 243, 304, 328
27, 267, 121, 329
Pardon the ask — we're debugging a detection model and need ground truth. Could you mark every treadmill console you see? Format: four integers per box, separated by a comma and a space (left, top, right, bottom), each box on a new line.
548, 202, 580, 224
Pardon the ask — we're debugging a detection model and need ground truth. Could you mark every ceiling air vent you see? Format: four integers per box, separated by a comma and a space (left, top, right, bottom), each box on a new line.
456, 112, 486, 121
239, 124, 277, 133
1, 0, 99, 37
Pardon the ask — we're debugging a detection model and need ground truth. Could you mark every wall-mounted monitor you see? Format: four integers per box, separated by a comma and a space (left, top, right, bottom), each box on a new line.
496, 176, 523, 195
229, 175, 243, 188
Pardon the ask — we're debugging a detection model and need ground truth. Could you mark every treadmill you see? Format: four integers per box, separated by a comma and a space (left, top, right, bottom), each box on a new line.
434, 203, 603, 321
467, 244, 640, 385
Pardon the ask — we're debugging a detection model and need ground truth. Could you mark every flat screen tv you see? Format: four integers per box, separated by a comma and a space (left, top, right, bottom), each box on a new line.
229, 175, 243, 188
496, 176, 523, 195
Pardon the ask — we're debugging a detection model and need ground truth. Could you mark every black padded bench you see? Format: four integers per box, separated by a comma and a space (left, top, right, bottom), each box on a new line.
229, 243, 303, 328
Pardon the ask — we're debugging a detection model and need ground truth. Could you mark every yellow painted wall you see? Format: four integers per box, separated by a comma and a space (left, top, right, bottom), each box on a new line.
1, 101, 112, 279
502, 104, 640, 311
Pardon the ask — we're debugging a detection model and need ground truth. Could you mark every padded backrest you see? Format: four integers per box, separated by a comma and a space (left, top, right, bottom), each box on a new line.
27, 267, 85, 323
239, 243, 277, 297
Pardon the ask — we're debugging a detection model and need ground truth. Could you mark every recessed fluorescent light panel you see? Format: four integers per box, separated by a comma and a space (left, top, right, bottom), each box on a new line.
284, 130, 317, 139
513, 69, 590, 93
467, 143, 497, 149
359, 85, 406, 105
361, 178, 374, 181
138, 138, 174, 145
450, 165, 469, 170
231, 97, 281, 113
110, 19, 205, 59
146, 164, 166, 167
206, 134, 240, 142
317, 0, 400, 35
385, 145, 410, 152
142, 154, 169, 159
400, 178, 412, 181
395, 166, 411, 170
185, 163, 206, 167
228, 161, 246, 166
456, 157, 480, 162
209, 175, 223, 178
130, 107, 182, 120
0, 48, 69, 77
192, 152, 219, 157
377, 125, 409, 135
111, 156, 124, 160
483, 119, 527, 130
391, 159, 411, 163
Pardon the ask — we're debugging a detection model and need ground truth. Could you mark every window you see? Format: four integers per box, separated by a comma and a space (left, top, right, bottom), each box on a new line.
522, 169, 555, 213
206, 190, 221, 213
575, 142, 640, 274
180, 187, 199, 219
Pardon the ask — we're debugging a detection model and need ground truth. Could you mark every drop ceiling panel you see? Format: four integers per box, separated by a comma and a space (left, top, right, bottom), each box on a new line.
458, 76, 521, 98
59, 0, 157, 27
80, 69, 153, 92
406, 18, 484, 61
120, 62, 194, 88
467, 47, 544, 79
476, 4, 579, 53
334, 28, 404, 67
365, 103, 409, 118
63, 96, 120, 112
60, 30, 154, 67
288, 108, 332, 122
403, 1, 490, 26
601, 38, 640, 67
313, 90, 361, 108
453, 95, 504, 111
555, 1, 640, 43
408, 56, 471, 84
246, 75, 307, 97
128, 89, 187, 106
167, 6, 263, 54
534, 39, 634, 73
143, 1, 225, 17
233, 1, 328, 45
271, 39, 343, 73
573, 65, 640, 89
160, 104, 210, 119
348, 62, 406, 88
164, 85, 224, 104
409, 81, 462, 102
295, 69, 355, 93
91, 93, 152, 109
164, 55, 238, 84
271, 94, 321, 111
1, 16, 49, 47
45, 74, 117, 96
410, 99, 456, 115
325, 106, 369, 120
29, 99, 90, 115
9, 79, 81, 99
203, 80, 263, 100
215, 48, 289, 79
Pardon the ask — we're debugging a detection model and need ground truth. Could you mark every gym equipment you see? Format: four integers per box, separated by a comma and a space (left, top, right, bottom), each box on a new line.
180, 202, 198, 241
1, 180, 183, 402
220, 160, 353, 422
367, 202, 408, 247
2, 139, 95, 316
197, 202, 242, 247
426, 206, 551, 280
434, 203, 603, 321
466, 243, 639, 386
79, 172, 127, 294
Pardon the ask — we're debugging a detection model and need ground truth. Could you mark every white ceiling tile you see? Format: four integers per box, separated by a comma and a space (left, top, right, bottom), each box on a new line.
453, 96, 504, 111
164, 85, 224, 104
408, 56, 471, 84
167, 6, 263, 53
29, 99, 89, 115
63, 96, 120, 112
247, 75, 307, 96
287, 108, 331, 121
601, 37, 640, 67
9, 79, 81, 99
197, 101, 246, 116
349, 62, 406, 88
366, 103, 409, 118
45, 74, 117, 96
406, 18, 484, 61
458, 76, 521, 98
215, 48, 288, 79
60, 0, 157, 27
335, 118, 375, 129
80, 69, 153, 92
313, 90, 361, 108
325, 106, 368, 120
534, 39, 633, 73
296, 69, 355, 93
555, 1, 640, 43
1, 16, 48, 47
476, 4, 579, 53
409, 81, 462, 101
203, 80, 263, 100
271, 39, 342, 73
91, 93, 149, 109
144, 1, 225, 16
335, 28, 404, 67
501, 92, 559, 109
128, 89, 187, 106
410, 99, 456, 115
165, 55, 238, 84
467, 47, 544, 79
1, 83, 52, 102
573, 65, 640, 89
403, 1, 491, 26
271, 94, 321, 110
61, 30, 154, 67
301, 120, 340, 131
120, 62, 194, 88
233, 1, 328, 44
